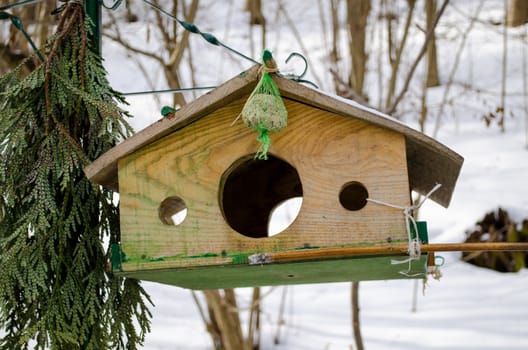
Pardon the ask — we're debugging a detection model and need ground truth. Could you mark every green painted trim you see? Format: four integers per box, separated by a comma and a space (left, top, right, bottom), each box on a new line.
117, 222, 430, 288
111, 243, 123, 271
119, 255, 428, 290
121, 239, 410, 267
412, 221, 429, 243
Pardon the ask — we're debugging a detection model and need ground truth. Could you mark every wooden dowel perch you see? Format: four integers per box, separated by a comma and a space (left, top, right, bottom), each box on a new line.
248, 242, 528, 265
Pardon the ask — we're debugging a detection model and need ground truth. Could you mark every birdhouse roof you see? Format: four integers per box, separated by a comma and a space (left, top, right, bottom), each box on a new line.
84, 65, 463, 207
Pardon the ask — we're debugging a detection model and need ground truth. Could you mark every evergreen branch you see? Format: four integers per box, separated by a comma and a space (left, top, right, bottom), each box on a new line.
0, 1, 151, 348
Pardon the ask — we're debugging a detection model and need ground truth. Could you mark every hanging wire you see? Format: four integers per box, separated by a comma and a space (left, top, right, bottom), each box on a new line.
0, 0, 47, 11
122, 86, 217, 96
139, 1, 318, 88
141, 0, 259, 65
0, 11, 44, 62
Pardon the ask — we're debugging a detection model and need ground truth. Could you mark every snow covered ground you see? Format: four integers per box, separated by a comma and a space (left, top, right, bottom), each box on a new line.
106, 0, 528, 348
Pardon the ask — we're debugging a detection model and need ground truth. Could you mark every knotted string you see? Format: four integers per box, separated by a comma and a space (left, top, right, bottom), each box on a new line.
366, 183, 442, 277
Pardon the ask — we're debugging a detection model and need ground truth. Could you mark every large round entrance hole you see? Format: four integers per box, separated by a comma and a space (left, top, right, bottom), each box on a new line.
339, 181, 368, 211
219, 154, 303, 238
159, 196, 188, 226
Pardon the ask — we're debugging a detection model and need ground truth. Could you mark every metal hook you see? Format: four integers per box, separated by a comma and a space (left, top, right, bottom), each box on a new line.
280, 52, 319, 89
285, 52, 308, 79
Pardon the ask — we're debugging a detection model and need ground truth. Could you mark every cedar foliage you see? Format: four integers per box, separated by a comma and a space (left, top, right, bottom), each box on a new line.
0, 2, 152, 348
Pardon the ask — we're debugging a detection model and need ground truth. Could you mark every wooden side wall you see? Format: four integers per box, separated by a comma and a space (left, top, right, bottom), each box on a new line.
117, 96, 411, 272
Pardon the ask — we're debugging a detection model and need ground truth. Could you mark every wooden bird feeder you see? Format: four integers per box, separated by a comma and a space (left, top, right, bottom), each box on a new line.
85, 65, 465, 290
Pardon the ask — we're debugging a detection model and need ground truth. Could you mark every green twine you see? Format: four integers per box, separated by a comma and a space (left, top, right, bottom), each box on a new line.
256, 128, 271, 160
241, 51, 287, 160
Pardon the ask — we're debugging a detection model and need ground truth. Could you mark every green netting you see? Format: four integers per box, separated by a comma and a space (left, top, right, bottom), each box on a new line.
242, 52, 288, 160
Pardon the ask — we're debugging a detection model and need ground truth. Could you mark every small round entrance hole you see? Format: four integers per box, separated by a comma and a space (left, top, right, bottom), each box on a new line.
339, 181, 368, 211
220, 154, 303, 238
159, 196, 188, 226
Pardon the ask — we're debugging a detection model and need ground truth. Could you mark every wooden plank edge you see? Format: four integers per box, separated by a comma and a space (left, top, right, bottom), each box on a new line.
249, 242, 528, 264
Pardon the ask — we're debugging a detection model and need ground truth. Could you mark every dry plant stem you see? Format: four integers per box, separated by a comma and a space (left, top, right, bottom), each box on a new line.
105, 12, 162, 105
152, 0, 171, 47
432, 0, 484, 138
386, 0, 449, 115
385, 0, 416, 110
329, 68, 371, 106
273, 287, 288, 345
500, 0, 508, 132
277, 1, 324, 88
524, 25, 528, 148
317, 0, 329, 55
351, 281, 364, 350
191, 290, 209, 325
104, 25, 165, 65
247, 287, 261, 350
377, 0, 386, 109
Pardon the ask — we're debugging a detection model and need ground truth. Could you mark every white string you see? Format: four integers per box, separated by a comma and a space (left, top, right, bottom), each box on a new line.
366, 183, 442, 277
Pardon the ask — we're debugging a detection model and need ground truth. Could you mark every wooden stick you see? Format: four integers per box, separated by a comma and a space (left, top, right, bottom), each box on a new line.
249, 242, 528, 264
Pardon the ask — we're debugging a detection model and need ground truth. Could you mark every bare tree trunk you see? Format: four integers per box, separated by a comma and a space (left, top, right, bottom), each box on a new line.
425, 0, 440, 87
507, 0, 528, 27
351, 282, 364, 350
346, 0, 371, 99
203, 289, 245, 350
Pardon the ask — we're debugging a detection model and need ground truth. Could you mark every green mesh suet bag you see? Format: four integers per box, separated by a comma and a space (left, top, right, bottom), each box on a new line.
242, 51, 288, 160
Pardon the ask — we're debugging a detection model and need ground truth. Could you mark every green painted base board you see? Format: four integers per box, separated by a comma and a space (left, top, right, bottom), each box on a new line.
118, 254, 428, 290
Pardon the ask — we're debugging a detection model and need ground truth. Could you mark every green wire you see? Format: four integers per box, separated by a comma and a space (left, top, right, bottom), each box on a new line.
0, 11, 44, 62
122, 86, 217, 96
141, 0, 259, 65
0, 0, 47, 11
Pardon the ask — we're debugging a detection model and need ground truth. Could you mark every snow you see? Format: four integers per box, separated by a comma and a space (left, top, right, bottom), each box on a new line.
98, 1, 528, 348
3, 0, 527, 348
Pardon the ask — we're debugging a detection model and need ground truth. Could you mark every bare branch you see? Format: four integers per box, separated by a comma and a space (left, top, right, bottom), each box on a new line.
329, 68, 372, 107
104, 32, 165, 65
277, 2, 324, 88
386, 0, 449, 115
385, 0, 416, 109
432, 0, 484, 138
